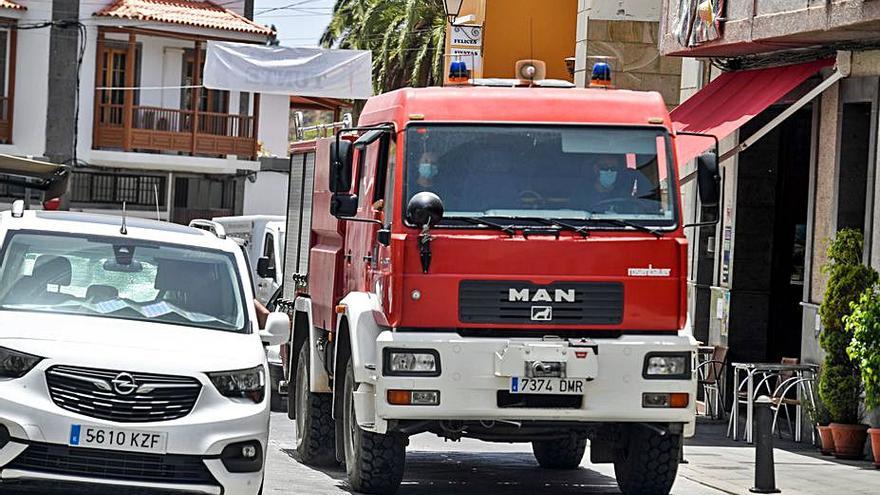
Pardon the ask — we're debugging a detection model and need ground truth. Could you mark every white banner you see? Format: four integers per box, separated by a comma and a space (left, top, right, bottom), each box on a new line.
204, 42, 373, 99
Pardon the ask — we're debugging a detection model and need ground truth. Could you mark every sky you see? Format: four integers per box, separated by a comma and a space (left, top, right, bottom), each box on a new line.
253, 0, 336, 47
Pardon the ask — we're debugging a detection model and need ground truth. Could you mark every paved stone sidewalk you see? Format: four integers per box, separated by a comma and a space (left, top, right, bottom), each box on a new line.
680, 420, 880, 494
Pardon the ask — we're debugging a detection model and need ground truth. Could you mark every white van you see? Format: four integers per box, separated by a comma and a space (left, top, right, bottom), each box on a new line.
0, 203, 290, 494
212, 216, 285, 304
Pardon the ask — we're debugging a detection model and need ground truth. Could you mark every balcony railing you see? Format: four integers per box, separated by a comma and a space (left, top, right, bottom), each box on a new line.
93, 103, 258, 159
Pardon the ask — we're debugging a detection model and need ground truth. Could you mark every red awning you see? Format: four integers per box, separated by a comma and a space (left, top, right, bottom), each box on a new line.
671, 59, 833, 165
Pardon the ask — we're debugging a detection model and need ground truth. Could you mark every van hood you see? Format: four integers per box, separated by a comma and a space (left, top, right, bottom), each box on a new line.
0, 311, 266, 374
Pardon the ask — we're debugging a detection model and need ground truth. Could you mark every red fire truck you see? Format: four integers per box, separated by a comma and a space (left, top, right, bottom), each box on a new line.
279, 68, 719, 495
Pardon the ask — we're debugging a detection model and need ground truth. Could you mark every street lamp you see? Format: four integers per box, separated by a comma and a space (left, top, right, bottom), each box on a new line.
442, 0, 464, 24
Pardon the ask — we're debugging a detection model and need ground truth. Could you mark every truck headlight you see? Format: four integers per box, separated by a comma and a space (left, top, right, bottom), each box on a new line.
0, 346, 43, 378
643, 352, 691, 379
383, 349, 440, 376
208, 366, 265, 403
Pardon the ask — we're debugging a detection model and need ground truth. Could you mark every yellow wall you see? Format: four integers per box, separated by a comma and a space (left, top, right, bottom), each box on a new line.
447, 0, 577, 81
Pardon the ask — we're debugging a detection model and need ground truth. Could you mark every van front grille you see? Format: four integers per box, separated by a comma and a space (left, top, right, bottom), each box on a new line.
45, 365, 201, 423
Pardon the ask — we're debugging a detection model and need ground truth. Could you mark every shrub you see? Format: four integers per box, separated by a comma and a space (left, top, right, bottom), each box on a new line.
817, 229, 878, 424
847, 285, 880, 411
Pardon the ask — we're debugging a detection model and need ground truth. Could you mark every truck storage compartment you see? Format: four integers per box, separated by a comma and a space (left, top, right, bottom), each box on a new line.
283, 147, 316, 300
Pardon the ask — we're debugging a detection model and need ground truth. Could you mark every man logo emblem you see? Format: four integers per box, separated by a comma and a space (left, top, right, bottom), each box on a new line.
111, 372, 138, 396
531, 306, 553, 321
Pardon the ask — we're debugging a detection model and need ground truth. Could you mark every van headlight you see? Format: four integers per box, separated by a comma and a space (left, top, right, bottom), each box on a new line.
0, 346, 43, 378
643, 352, 691, 379
208, 366, 265, 403
383, 349, 440, 376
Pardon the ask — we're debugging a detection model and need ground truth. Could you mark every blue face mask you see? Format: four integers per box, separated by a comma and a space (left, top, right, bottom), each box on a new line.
599, 169, 618, 188
419, 162, 437, 179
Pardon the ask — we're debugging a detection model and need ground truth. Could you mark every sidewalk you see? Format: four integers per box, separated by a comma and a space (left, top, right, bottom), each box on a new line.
680, 419, 880, 494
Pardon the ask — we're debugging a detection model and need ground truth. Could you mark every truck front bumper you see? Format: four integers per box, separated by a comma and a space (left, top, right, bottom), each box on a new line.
364, 332, 697, 437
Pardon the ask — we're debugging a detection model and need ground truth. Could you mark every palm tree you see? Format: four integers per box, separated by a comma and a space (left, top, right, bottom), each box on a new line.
321, 0, 447, 94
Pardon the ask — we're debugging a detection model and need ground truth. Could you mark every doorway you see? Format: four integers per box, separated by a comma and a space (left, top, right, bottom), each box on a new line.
728, 105, 814, 362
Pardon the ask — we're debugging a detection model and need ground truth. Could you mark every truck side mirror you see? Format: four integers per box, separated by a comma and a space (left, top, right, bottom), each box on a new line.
330, 140, 353, 193
377, 226, 391, 246
406, 192, 444, 227
331, 193, 358, 218
696, 152, 720, 207
256, 256, 276, 279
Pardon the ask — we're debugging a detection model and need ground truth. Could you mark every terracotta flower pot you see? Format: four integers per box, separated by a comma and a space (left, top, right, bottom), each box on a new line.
829, 423, 868, 460
816, 424, 835, 456
869, 428, 880, 469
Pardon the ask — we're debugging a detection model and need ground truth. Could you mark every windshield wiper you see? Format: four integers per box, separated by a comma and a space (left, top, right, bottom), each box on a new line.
448, 216, 517, 236
586, 218, 662, 238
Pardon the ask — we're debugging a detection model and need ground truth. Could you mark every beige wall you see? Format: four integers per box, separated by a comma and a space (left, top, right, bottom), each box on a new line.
809, 82, 841, 303
574, 13, 682, 107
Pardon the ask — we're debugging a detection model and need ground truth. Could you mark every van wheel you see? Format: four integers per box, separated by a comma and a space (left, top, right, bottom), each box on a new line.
342, 359, 405, 494
293, 344, 336, 466
613, 425, 681, 495
532, 436, 586, 469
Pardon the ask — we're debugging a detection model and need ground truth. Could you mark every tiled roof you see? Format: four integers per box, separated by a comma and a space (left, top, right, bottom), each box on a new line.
95, 0, 273, 36
0, 1, 26, 10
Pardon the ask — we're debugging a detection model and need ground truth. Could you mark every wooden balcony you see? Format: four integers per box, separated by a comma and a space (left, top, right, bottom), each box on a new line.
93, 103, 258, 159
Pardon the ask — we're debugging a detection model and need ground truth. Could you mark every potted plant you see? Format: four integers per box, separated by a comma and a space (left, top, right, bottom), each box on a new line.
806, 399, 835, 455
847, 283, 880, 468
818, 229, 878, 460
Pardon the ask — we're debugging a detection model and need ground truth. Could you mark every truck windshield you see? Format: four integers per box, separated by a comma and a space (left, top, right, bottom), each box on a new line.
404, 124, 677, 228
0, 231, 247, 332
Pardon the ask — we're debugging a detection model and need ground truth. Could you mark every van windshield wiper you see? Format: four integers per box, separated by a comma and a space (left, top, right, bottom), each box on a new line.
585, 218, 662, 238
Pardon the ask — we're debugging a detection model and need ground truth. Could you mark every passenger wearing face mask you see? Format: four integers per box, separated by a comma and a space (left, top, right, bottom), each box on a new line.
590, 154, 637, 210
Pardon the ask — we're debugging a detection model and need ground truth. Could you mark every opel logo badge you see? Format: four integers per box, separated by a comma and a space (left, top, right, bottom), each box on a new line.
111, 372, 138, 396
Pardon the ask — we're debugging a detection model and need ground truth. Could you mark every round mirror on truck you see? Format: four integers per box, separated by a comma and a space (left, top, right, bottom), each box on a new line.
406, 192, 444, 227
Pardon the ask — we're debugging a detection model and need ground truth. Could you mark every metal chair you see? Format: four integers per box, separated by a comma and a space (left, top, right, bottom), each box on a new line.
696, 345, 728, 419
727, 357, 799, 439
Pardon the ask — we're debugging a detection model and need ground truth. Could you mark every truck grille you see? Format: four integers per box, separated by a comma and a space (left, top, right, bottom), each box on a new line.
459, 281, 624, 325
45, 365, 201, 423
6, 442, 216, 486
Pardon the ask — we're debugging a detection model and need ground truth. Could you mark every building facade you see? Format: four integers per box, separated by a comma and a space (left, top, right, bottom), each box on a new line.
0, 0, 291, 222
659, 0, 880, 410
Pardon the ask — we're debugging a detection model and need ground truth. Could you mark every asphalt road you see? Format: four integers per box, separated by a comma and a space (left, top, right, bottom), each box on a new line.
1, 413, 723, 495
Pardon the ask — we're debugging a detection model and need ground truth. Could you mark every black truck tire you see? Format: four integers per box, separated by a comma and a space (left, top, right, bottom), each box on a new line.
613, 425, 681, 495
342, 360, 406, 494
532, 436, 586, 469
293, 344, 336, 466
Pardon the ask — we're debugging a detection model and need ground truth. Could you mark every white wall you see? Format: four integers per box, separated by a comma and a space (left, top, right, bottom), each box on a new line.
244, 171, 288, 216
258, 94, 290, 158
583, 0, 661, 22
0, 1, 53, 157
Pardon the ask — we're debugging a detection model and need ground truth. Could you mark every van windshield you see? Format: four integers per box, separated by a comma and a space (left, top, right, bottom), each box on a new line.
404, 124, 677, 228
0, 231, 247, 332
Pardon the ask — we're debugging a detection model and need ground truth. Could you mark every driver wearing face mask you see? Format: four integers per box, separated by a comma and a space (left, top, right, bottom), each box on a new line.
416, 151, 440, 189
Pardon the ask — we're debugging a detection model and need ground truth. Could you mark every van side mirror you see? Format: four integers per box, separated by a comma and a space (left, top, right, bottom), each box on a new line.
696, 152, 720, 207
259, 312, 291, 346
256, 256, 276, 279
330, 140, 353, 193
331, 193, 358, 218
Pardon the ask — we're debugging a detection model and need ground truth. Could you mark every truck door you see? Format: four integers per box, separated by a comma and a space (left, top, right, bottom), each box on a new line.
343, 131, 391, 295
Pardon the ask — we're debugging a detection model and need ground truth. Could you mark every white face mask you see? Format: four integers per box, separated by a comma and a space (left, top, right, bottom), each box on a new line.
419, 162, 437, 179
